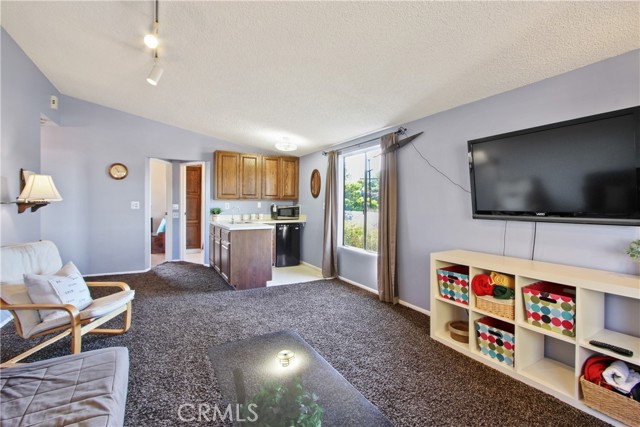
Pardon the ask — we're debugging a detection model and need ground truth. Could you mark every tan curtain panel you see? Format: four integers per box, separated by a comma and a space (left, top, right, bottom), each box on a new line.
377, 133, 398, 303
322, 151, 338, 278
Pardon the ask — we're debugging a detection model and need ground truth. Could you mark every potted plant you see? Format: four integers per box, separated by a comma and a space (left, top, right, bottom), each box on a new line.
626, 240, 640, 261
210, 207, 222, 222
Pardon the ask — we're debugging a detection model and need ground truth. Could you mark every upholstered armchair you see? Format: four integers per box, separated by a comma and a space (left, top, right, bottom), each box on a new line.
0, 240, 134, 365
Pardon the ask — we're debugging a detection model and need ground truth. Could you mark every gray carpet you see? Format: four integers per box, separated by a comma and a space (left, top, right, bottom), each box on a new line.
1, 262, 608, 427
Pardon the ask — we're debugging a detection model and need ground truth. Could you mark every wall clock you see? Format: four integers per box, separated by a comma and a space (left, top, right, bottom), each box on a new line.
108, 163, 128, 180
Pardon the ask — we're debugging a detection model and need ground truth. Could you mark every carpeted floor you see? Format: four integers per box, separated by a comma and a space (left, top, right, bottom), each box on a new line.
1, 262, 608, 426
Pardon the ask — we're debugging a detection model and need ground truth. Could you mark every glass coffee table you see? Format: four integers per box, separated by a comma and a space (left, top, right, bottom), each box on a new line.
208, 330, 392, 426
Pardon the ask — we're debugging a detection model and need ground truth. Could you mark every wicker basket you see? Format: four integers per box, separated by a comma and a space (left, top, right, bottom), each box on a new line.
580, 376, 640, 426
475, 295, 515, 320
447, 320, 469, 343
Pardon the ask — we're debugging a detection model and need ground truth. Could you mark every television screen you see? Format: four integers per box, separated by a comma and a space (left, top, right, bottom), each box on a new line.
468, 107, 640, 226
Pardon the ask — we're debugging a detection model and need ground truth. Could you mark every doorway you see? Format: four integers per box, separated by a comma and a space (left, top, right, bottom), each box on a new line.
150, 158, 172, 268
180, 162, 206, 264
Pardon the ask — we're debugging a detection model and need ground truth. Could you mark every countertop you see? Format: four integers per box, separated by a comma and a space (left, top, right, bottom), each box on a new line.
212, 221, 275, 231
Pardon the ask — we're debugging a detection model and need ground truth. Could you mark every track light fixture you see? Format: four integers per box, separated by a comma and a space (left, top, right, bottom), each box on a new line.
144, 0, 160, 48
147, 50, 164, 86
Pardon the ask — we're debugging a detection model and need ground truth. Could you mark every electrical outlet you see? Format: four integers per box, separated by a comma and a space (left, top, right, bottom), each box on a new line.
172, 211, 179, 218
257, 202, 261, 208
172, 204, 179, 210
224, 202, 230, 209
131, 201, 140, 210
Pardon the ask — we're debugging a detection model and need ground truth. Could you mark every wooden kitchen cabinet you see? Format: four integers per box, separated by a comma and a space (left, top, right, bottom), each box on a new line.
210, 225, 221, 273
212, 226, 272, 289
214, 150, 298, 200
214, 151, 240, 199
262, 155, 299, 200
239, 153, 261, 199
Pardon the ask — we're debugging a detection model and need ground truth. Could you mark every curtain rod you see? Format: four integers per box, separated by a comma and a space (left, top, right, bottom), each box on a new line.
322, 127, 407, 156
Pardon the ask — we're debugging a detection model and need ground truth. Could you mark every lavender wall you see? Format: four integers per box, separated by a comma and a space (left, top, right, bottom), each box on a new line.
40, 96, 293, 274
300, 50, 640, 312
0, 28, 60, 246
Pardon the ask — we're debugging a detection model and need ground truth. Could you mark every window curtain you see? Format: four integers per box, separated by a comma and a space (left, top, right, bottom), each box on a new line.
377, 133, 398, 303
322, 151, 338, 278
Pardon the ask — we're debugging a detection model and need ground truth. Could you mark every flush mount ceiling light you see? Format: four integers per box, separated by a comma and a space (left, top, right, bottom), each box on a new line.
144, 0, 159, 48
275, 137, 297, 152
146, 50, 164, 86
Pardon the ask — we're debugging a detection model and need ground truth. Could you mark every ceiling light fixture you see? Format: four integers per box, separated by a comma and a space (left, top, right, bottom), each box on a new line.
275, 137, 297, 152
146, 50, 164, 86
144, 0, 160, 48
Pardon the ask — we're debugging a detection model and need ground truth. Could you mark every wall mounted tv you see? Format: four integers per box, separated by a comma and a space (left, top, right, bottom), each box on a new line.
468, 106, 640, 226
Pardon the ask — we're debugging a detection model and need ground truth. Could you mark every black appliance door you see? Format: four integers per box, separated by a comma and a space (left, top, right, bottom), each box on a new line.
275, 223, 301, 267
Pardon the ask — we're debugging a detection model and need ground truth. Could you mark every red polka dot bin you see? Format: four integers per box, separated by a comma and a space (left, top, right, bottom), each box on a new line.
522, 281, 577, 337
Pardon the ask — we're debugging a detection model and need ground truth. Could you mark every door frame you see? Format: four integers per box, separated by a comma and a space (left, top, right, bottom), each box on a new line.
147, 158, 173, 267
179, 161, 206, 261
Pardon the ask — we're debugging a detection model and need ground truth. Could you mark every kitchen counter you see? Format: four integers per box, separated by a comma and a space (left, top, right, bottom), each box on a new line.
211, 221, 274, 231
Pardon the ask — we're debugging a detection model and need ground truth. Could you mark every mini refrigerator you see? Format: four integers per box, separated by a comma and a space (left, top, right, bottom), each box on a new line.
275, 223, 301, 267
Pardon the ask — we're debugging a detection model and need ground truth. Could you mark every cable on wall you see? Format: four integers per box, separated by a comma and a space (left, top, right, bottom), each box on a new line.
410, 141, 471, 194
531, 222, 538, 260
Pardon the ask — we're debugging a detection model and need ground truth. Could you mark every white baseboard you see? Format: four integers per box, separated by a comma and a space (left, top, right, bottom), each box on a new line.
398, 299, 431, 316
337, 275, 378, 294
301, 261, 322, 273
336, 276, 431, 316
83, 268, 150, 277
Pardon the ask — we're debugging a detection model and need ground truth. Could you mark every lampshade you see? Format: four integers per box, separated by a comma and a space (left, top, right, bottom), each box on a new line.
17, 175, 62, 202
147, 62, 164, 86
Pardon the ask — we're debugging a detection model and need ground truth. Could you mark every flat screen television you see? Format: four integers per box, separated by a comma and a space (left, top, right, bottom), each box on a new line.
468, 106, 640, 226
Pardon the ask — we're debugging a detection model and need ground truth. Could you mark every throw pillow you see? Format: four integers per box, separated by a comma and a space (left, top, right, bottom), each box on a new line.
24, 261, 93, 322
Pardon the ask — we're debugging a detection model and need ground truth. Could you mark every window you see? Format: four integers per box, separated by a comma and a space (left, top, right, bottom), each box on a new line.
342, 145, 380, 252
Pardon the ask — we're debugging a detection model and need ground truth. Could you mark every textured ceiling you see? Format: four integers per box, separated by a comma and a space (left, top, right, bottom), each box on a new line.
2, 1, 639, 156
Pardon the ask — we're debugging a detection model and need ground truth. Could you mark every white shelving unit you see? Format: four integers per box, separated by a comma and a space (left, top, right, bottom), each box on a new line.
430, 250, 640, 425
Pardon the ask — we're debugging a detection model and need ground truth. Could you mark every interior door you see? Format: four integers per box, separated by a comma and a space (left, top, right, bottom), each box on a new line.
186, 165, 202, 249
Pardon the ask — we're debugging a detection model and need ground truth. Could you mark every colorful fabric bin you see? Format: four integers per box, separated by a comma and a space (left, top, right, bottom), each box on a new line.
522, 282, 576, 337
475, 317, 515, 367
436, 265, 469, 305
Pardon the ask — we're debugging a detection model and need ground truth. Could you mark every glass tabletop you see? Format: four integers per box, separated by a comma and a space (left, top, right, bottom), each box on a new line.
208, 330, 392, 427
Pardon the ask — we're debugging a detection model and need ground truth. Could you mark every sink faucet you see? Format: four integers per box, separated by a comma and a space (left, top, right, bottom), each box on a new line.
231, 206, 240, 224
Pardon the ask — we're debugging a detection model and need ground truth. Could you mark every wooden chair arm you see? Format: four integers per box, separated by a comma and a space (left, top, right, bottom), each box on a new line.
0, 301, 80, 318
85, 281, 130, 291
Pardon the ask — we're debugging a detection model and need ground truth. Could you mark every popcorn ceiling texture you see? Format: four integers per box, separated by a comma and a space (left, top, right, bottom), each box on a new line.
2, 1, 638, 155
1, 262, 607, 426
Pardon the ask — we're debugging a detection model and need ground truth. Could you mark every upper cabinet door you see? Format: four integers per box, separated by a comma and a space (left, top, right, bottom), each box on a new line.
214, 151, 240, 199
240, 154, 261, 199
280, 157, 299, 200
261, 156, 281, 199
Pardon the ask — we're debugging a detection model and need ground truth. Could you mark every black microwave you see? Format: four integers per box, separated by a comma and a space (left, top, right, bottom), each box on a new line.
271, 205, 300, 220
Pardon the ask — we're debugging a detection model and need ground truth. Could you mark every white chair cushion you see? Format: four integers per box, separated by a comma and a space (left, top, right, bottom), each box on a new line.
24, 262, 93, 322
1, 240, 63, 334
0, 240, 62, 283
24, 290, 135, 338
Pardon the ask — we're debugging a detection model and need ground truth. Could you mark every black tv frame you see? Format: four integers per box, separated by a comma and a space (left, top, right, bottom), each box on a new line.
468, 106, 640, 226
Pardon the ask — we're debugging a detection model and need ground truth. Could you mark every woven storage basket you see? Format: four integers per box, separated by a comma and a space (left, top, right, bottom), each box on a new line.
580, 376, 640, 426
475, 295, 515, 320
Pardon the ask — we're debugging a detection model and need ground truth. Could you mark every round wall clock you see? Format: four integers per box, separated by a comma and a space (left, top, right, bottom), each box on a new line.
108, 163, 128, 180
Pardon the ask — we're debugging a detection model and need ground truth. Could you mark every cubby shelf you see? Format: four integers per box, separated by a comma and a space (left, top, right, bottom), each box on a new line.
430, 250, 640, 426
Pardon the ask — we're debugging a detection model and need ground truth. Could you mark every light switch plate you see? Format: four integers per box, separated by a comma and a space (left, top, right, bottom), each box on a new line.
172, 204, 179, 210
131, 201, 140, 210
257, 202, 261, 208
224, 203, 230, 209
